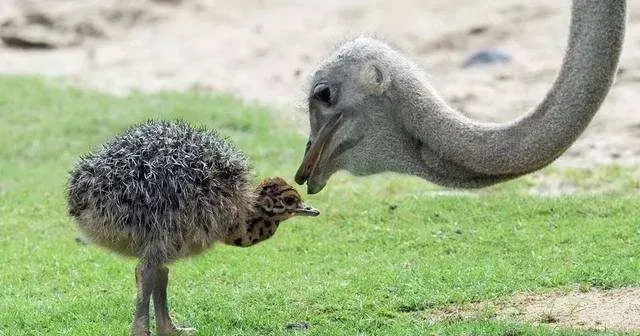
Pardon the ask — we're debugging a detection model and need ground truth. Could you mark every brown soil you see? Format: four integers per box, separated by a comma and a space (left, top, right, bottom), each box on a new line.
1, 0, 640, 168
428, 287, 640, 332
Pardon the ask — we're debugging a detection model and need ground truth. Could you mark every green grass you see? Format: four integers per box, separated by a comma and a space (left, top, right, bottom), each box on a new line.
0, 76, 639, 335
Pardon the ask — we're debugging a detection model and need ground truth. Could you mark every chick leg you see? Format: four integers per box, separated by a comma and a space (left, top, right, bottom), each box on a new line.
132, 262, 157, 336
154, 265, 196, 336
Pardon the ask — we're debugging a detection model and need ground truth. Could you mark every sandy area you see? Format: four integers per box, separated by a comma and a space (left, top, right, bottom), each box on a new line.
1, 0, 640, 167
429, 287, 640, 332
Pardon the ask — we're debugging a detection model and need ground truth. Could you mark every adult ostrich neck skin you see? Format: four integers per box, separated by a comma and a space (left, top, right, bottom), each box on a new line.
295, 1, 626, 194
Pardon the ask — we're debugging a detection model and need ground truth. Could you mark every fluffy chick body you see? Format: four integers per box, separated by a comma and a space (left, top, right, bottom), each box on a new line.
67, 120, 254, 263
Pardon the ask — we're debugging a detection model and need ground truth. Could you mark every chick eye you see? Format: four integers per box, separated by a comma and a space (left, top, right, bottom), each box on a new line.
312, 83, 332, 106
283, 196, 297, 206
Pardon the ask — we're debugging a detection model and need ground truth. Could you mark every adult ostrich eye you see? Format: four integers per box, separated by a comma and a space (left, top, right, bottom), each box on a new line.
312, 83, 332, 106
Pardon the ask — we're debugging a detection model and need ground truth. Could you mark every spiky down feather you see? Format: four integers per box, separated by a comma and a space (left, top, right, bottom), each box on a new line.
67, 120, 254, 263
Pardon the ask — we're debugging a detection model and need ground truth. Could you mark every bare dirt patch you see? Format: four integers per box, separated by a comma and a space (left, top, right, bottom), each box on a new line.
0, 0, 170, 48
1, 0, 640, 169
428, 287, 640, 332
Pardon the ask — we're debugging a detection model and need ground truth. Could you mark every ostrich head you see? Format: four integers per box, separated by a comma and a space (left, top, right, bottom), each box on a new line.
295, 39, 411, 194
255, 177, 319, 219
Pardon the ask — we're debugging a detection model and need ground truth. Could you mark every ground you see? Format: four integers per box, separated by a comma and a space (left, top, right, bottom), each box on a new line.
1, 0, 640, 167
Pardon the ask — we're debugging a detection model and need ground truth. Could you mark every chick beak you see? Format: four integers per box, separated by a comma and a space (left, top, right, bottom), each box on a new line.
293, 204, 320, 216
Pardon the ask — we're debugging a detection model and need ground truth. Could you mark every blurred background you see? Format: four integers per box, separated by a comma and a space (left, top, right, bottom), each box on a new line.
1, 0, 639, 175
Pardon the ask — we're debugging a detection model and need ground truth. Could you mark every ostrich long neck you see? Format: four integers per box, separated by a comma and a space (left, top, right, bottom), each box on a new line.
400, 0, 625, 176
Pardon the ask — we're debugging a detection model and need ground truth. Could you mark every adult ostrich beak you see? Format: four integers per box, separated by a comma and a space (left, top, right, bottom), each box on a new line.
295, 112, 343, 194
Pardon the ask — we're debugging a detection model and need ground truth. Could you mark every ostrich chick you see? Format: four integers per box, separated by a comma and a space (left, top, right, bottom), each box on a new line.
66, 120, 319, 336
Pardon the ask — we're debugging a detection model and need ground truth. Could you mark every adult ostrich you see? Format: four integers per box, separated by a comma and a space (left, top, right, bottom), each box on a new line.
295, 1, 626, 194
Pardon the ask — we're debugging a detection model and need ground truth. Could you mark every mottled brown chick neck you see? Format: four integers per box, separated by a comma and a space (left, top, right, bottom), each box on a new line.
225, 177, 319, 247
